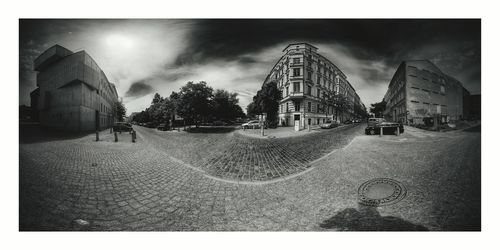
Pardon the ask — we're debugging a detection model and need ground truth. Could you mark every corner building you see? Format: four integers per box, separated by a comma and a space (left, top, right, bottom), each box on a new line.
383, 60, 466, 124
264, 43, 365, 130
31, 45, 119, 131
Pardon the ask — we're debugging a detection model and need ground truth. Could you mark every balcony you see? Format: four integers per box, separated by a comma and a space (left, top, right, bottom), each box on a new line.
289, 75, 303, 80
282, 92, 304, 101
290, 62, 303, 66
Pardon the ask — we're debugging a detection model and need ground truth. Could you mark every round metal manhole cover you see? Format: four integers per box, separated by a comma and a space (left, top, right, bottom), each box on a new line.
358, 178, 407, 207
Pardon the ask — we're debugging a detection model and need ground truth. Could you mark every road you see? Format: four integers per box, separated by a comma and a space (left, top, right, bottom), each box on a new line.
19, 124, 480, 231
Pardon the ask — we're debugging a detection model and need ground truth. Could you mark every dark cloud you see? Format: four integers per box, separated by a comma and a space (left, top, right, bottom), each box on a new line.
19, 19, 481, 110
177, 19, 480, 63
125, 80, 154, 98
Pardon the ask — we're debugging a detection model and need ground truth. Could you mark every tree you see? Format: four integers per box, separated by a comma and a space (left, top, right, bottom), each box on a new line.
329, 92, 349, 122
176, 81, 214, 127
115, 100, 126, 122
152, 93, 163, 104
212, 89, 246, 121
370, 100, 386, 118
246, 101, 260, 118
249, 81, 282, 125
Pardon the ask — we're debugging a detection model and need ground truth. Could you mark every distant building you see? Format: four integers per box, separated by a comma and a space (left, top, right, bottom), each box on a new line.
31, 45, 119, 131
383, 60, 467, 124
263, 43, 365, 130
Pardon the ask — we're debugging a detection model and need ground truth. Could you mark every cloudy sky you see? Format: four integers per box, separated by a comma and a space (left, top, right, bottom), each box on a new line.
19, 19, 481, 114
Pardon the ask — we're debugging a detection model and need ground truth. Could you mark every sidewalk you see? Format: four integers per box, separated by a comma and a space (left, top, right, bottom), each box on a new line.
237, 124, 349, 139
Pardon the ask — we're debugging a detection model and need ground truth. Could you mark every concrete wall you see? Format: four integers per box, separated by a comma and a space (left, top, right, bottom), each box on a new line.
35, 46, 118, 132
384, 60, 465, 125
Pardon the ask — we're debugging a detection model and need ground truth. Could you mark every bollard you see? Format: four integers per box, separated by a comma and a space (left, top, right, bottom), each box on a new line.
131, 130, 136, 143
379, 126, 383, 137
110, 127, 113, 134
396, 126, 400, 136
114, 132, 118, 142
95, 131, 99, 141
308, 123, 311, 132
178, 127, 180, 132
261, 124, 264, 136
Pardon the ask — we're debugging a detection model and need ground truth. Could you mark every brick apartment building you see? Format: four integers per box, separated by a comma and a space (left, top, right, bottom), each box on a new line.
263, 43, 366, 130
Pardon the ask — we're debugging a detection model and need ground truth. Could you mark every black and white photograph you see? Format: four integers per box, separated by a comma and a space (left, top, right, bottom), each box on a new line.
3, 0, 499, 249
18, 18, 481, 232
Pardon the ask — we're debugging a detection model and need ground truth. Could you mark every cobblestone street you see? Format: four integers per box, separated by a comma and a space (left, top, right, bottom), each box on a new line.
19, 124, 481, 231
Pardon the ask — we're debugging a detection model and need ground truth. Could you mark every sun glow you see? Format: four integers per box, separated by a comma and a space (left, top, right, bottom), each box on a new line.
104, 33, 136, 51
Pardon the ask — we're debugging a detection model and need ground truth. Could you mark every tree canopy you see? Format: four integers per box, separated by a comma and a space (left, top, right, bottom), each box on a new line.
370, 100, 387, 118
132, 81, 245, 126
246, 81, 281, 124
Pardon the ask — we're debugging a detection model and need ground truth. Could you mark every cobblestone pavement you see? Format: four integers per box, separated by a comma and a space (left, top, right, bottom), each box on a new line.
137, 124, 361, 181
19, 124, 480, 231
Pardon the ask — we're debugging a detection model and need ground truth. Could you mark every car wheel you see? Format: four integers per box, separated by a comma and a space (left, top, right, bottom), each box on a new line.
369, 129, 375, 135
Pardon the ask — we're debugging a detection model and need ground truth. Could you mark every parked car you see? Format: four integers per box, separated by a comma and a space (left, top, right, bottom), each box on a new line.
113, 122, 133, 132
157, 123, 170, 131
320, 120, 340, 129
242, 120, 261, 129
344, 120, 353, 124
365, 121, 404, 135
368, 117, 385, 127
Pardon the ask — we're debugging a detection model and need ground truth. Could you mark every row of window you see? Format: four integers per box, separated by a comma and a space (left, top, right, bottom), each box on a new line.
410, 100, 447, 107
410, 85, 446, 95
280, 101, 334, 114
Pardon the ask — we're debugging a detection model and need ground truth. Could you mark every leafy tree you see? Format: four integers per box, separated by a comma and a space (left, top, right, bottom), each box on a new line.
249, 81, 281, 125
370, 100, 386, 118
246, 101, 260, 118
331, 92, 350, 122
152, 93, 163, 104
176, 81, 214, 127
115, 100, 126, 122
212, 89, 245, 121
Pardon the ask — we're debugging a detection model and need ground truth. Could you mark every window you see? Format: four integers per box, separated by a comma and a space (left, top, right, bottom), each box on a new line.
440, 85, 446, 94
293, 82, 300, 92
308, 102, 311, 112
410, 100, 420, 103
286, 87, 289, 96
294, 101, 300, 111
307, 71, 312, 79
293, 68, 301, 76
293, 58, 300, 64
317, 89, 321, 98
307, 85, 312, 95
286, 103, 289, 112
422, 89, 430, 92
317, 104, 320, 113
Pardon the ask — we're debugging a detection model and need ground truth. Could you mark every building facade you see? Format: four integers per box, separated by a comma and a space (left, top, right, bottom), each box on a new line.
31, 45, 119, 131
383, 60, 466, 124
263, 43, 365, 130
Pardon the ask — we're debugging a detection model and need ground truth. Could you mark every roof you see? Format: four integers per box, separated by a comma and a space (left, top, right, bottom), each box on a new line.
34, 44, 74, 71
282, 42, 318, 52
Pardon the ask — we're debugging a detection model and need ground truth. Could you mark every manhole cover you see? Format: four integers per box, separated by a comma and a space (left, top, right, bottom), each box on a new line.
357, 178, 407, 207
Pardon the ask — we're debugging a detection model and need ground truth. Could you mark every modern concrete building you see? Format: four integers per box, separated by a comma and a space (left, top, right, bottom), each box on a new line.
263, 43, 365, 130
383, 60, 467, 124
30, 45, 119, 131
